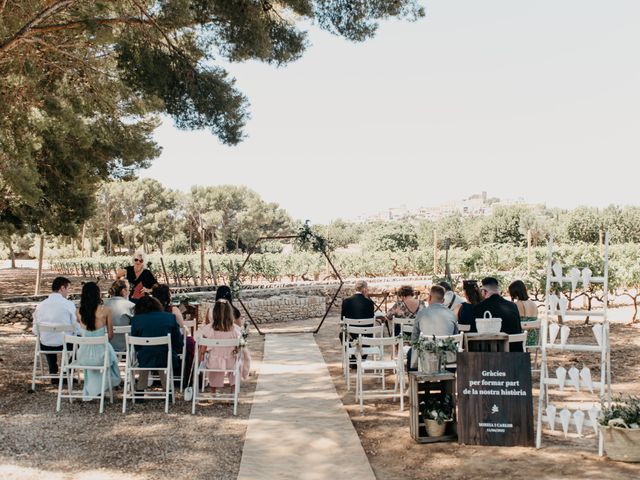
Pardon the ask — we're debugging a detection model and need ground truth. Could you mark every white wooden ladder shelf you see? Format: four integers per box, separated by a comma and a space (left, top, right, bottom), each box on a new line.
535, 233, 612, 455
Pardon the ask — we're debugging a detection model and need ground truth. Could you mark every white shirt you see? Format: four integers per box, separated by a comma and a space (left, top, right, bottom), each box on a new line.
443, 291, 464, 310
33, 293, 80, 346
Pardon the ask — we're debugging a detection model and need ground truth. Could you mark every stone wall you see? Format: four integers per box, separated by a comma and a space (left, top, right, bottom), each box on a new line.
0, 303, 34, 324
201, 295, 326, 324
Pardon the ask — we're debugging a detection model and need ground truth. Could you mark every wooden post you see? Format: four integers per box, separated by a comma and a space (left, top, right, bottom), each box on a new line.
34, 235, 45, 295
160, 257, 170, 285
209, 258, 217, 286
433, 230, 438, 275
80, 223, 86, 257
200, 227, 206, 286
527, 229, 532, 275
599, 229, 604, 254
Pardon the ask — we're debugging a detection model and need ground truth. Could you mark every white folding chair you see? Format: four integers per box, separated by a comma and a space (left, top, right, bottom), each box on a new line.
192, 336, 243, 415
522, 321, 541, 368
178, 320, 196, 392
55, 334, 114, 414
344, 324, 383, 391
340, 317, 376, 379
122, 334, 175, 413
112, 325, 131, 364
393, 318, 415, 357
31, 323, 75, 390
356, 336, 404, 413
508, 332, 528, 353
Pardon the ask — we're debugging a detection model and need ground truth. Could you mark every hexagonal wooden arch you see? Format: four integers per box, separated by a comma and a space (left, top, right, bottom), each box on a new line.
235, 235, 343, 335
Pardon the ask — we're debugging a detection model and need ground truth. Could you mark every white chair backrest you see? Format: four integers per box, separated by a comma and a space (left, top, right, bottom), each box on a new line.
431, 333, 465, 352
183, 320, 196, 328
113, 325, 131, 335
401, 324, 414, 336
126, 334, 171, 347
346, 325, 383, 337
358, 336, 401, 347
342, 317, 375, 326
457, 324, 471, 332
509, 333, 528, 344
63, 333, 107, 346
197, 337, 241, 348
36, 323, 75, 334
392, 317, 415, 328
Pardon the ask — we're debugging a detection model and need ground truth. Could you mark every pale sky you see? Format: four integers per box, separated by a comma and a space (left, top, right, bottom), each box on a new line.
140, 0, 640, 223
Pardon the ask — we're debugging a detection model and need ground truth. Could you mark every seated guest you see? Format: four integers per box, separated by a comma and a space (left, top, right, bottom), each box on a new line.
205, 285, 242, 327
509, 280, 539, 347
383, 285, 426, 336
152, 284, 194, 385
33, 277, 80, 382
439, 281, 465, 310
130, 296, 183, 391
340, 279, 375, 365
409, 285, 458, 370
198, 299, 251, 394
152, 284, 186, 328
341, 279, 375, 321
104, 279, 135, 353
455, 280, 483, 331
76, 282, 121, 399
473, 277, 523, 351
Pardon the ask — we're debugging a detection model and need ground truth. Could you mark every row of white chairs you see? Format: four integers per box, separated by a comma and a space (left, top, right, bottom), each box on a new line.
340, 317, 530, 413
32, 323, 243, 415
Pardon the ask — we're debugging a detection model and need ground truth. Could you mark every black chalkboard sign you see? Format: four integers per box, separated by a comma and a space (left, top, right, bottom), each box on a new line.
457, 352, 534, 446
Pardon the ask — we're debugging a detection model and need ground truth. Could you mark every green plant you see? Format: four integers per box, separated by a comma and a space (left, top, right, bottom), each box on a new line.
421, 394, 454, 425
600, 396, 640, 428
411, 335, 458, 369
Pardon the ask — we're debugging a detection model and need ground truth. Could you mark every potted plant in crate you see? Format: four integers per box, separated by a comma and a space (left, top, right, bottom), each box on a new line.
411, 335, 458, 373
421, 394, 454, 437
599, 395, 640, 462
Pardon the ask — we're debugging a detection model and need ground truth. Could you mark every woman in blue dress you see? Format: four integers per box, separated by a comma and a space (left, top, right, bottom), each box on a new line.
76, 282, 121, 400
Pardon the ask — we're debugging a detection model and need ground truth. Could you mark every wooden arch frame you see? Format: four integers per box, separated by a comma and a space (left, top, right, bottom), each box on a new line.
235, 235, 343, 335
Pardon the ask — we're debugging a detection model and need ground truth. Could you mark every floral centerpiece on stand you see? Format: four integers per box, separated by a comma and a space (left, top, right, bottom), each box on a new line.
411, 335, 458, 373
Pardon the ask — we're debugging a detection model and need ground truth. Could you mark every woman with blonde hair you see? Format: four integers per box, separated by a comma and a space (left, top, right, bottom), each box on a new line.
104, 279, 134, 353
198, 300, 250, 394
116, 251, 157, 303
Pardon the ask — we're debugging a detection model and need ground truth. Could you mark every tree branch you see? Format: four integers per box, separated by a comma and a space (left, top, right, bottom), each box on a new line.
0, 0, 8, 17
31, 17, 150, 34
0, 0, 77, 55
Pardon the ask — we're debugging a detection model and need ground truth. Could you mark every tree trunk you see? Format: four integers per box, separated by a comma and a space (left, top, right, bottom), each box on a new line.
80, 223, 86, 256
34, 235, 45, 295
8, 242, 16, 268
200, 228, 206, 286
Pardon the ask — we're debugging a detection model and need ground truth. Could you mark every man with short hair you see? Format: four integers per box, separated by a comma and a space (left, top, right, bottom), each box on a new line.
340, 280, 375, 365
341, 279, 375, 321
473, 276, 523, 351
409, 285, 458, 370
33, 277, 80, 379
412, 285, 458, 343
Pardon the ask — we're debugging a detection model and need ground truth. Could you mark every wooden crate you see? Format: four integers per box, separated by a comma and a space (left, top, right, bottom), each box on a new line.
409, 372, 457, 443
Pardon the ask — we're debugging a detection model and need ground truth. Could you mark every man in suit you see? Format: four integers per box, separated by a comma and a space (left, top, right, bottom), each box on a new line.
131, 296, 184, 391
340, 280, 375, 365
473, 277, 524, 352
341, 279, 375, 321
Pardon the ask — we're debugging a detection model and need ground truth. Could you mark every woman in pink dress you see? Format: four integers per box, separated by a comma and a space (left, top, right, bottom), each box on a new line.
198, 300, 250, 393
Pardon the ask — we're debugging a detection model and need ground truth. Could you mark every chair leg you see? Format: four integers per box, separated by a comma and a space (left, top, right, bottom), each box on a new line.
99, 369, 107, 414
31, 348, 39, 391
122, 365, 129, 414
56, 368, 64, 412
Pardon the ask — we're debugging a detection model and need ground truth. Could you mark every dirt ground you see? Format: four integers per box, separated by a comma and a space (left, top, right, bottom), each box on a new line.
2, 269, 640, 479
0, 322, 265, 480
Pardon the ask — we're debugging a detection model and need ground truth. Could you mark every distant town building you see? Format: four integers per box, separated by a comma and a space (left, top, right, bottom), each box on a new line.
359, 192, 534, 223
